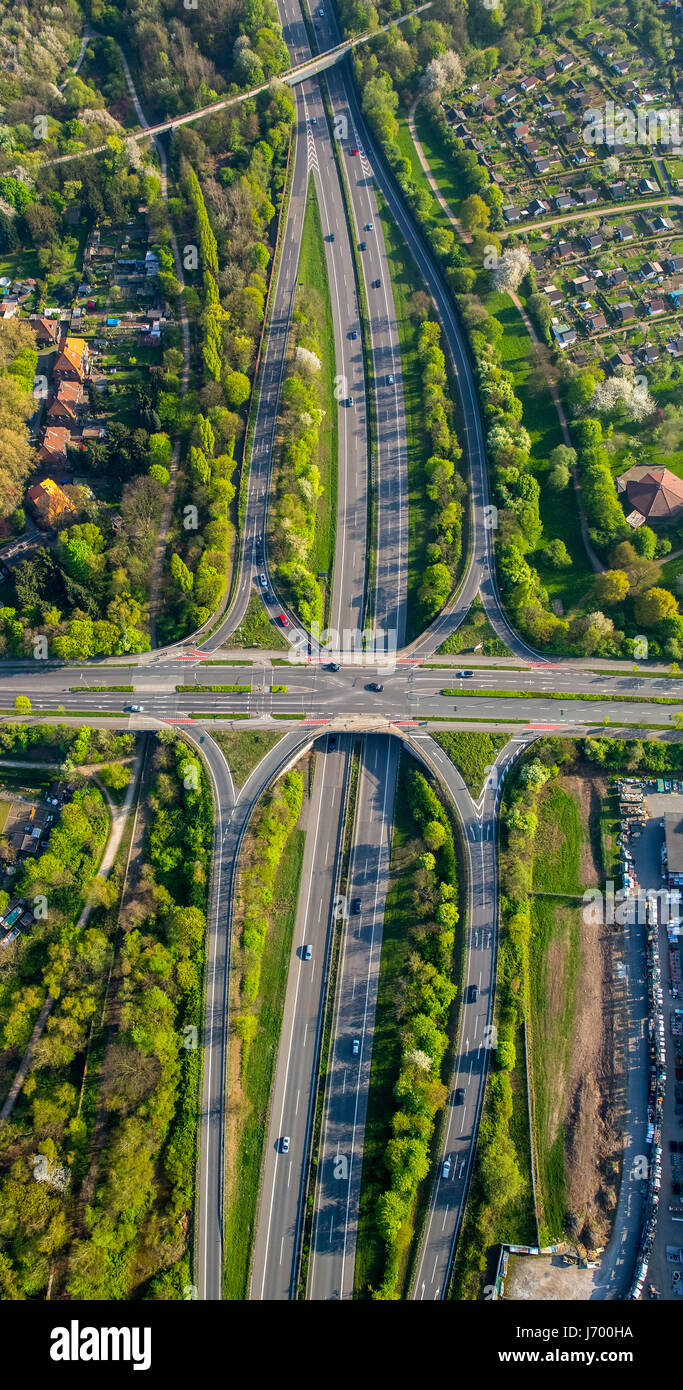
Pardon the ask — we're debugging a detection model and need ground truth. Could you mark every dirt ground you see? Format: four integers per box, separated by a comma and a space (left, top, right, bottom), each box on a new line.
505, 1252, 599, 1300
538, 770, 622, 1250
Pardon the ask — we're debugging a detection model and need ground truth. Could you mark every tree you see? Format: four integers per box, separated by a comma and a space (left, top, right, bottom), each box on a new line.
594, 569, 630, 606
544, 538, 571, 569
224, 371, 251, 408
591, 375, 655, 423
491, 246, 530, 293
460, 194, 490, 235
422, 51, 464, 95
424, 820, 447, 852
635, 587, 680, 628
14, 695, 31, 713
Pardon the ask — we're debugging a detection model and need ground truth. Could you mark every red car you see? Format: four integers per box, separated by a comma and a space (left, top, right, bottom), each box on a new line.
350, 145, 358, 155
278, 613, 290, 627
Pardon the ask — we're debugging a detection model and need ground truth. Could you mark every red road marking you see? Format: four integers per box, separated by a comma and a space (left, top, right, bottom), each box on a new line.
525, 723, 562, 730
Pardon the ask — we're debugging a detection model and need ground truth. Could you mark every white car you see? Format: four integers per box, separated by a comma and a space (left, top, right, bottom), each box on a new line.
387, 374, 394, 384
281, 1136, 290, 1153
259, 573, 267, 587
442, 1156, 451, 1180
351, 1038, 360, 1056
126, 703, 143, 713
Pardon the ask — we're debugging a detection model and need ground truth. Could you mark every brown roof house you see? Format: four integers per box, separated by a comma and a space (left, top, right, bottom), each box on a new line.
617, 467, 683, 524
29, 315, 60, 347
46, 380, 82, 426
26, 479, 77, 529
37, 426, 70, 467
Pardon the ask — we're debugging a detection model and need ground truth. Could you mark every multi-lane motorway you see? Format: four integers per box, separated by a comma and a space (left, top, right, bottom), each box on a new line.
3, 0, 678, 1309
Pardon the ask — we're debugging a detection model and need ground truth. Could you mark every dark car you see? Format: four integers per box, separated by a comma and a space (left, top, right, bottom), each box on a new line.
359, 241, 366, 251
366, 682, 383, 692
351, 898, 362, 914
372, 279, 381, 288
467, 984, 478, 1003
326, 662, 340, 672
454, 1087, 465, 1105
327, 232, 335, 242
349, 329, 358, 339
328, 736, 337, 750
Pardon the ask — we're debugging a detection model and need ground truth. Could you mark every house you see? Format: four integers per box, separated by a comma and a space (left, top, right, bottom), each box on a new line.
573, 147, 590, 165
544, 285, 563, 306
617, 223, 635, 242
502, 205, 522, 223
617, 301, 636, 321
512, 121, 530, 141
638, 178, 658, 194
664, 254, 683, 274
635, 343, 659, 364
37, 427, 70, 466
144, 250, 160, 277
553, 193, 573, 211
644, 297, 667, 315
534, 157, 552, 175
617, 466, 683, 522
644, 214, 674, 233
555, 55, 574, 72
586, 312, 607, 332
46, 381, 82, 426
29, 315, 60, 347
557, 240, 572, 259
519, 76, 537, 93
666, 336, 683, 358
27, 478, 77, 528
609, 181, 627, 199
538, 93, 553, 112
549, 109, 569, 129
53, 336, 89, 385
641, 259, 663, 279
552, 323, 577, 348
670, 289, 683, 307
607, 268, 629, 288
539, 63, 556, 81
500, 88, 517, 104
574, 278, 597, 295
577, 186, 599, 204
583, 232, 603, 251
522, 139, 540, 157
529, 197, 548, 216
612, 59, 629, 76
608, 350, 635, 372
0, 298, 18, 320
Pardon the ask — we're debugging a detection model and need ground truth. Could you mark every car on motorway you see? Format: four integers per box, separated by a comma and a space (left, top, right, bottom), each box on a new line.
125, 703, 143, 713
328, 736, 337, 750
327, 232, 335, 241
467, 984, 478, 1003
304, 944, 312, 960
364, 222, 373, 231
349, 329, 358, 339
317, 6, 324, 13
366, 681, 384, 692
259, 573, 267, 587
280, 1136, 290, 1153
311, 116, 317, 124
442, 1156, 451, 1179
454, 1087, 466, 1105
326, 662, 340, 672
358, 240, 366, 251
351, 898, 362, 914
278, 613, 290, 627
350, 145, 358, 155
386, 374, 394, 384
351, 1038, 360, 1056
372, 278, 381, 288
456, 669, 474, 677
346, 396, 353, 407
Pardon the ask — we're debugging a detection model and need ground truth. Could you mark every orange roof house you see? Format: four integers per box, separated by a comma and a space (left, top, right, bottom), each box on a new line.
37, 426, 71, 466
53, 336, 89, 384
26, 479, 77, 528
47, 380, 82, 425
617, 466, 683, 523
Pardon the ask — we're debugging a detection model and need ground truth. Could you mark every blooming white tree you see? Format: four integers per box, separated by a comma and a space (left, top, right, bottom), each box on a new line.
591, 374, 655, 423
295, 345, 322, 373
422, 50, 464, 96
404, 1048, 432, 1072
491, 246, 531, 293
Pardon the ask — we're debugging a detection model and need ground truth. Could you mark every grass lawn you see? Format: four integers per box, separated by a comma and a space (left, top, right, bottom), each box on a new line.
0, 802, 9, 832
376, 196, 441, 643
213, 730, 284, 792
437, 596, 509, 656
434, 730, 508, 796
412, 106, 469, 225
225, 595, 288, 650
295, 180, 337, 604
223, 821, 306, 1300
528, 895, 581, 1242
531, 782, 584, 896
